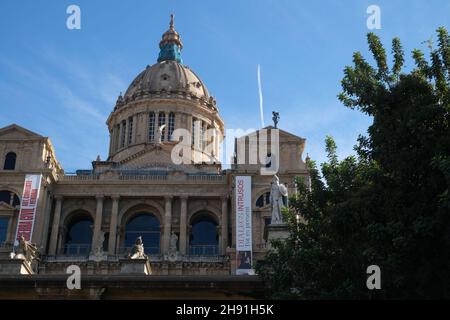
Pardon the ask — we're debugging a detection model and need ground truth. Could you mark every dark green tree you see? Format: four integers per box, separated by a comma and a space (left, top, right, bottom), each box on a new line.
256, 27, 450, 299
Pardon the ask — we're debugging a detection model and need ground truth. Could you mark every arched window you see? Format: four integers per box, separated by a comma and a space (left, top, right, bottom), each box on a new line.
127, 117, 133, 145
158, 112, 166, 141
189, 214, 218, 255
199, 121, 206, 151
125, 213, 160, 254
148, 112, 156, 141
191, 118, 196, 146
3, 152, 16, 170
64, 215, 93, 255
256, 192, 271, 208
168, 112, 175, 141
0, 190, 20, 207
120, 120, 126, 148
0, 217, 9, 244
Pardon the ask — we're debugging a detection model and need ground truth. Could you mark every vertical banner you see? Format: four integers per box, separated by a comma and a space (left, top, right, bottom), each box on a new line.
14, 174, 42, 246
235, 175, 253, 275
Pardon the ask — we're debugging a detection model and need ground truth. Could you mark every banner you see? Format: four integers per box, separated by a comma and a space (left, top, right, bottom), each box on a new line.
235, 175, 253, 275
14, 174, 42, 246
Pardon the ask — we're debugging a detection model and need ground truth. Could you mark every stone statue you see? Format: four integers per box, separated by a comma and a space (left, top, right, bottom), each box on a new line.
272, 111, 280, 129
13, 235, 40, 263
269, 175, 288, 224
169, 231, 178, 252
128, 236, 147, 259
156, 124, 166, 144
90, 230, 107, 261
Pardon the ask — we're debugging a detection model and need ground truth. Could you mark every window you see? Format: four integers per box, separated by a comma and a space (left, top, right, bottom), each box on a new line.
0, 217, 8, 243
127, 117, 133, 145
125, 213, 160, 254
206, 125, 212, 152
148, 112, 156, 141
115, 124, 120, 150
189, 214, 218, 255
3, 152, 16, 170
199, 121, 205, 151
168, 112, 175, 141
192, 119, 202, 148
120, 120, 126, 148
0, 190, 20, 207
191, 118, 196, 146
158, 112, 166, 141
64, 216, 93, 255
256, 192, 271, 208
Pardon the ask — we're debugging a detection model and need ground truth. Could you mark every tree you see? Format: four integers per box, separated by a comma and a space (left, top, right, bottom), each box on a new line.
256, 27, 450, 299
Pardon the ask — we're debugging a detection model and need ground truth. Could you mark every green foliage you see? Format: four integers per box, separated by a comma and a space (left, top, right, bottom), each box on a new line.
256, 27, 450, 299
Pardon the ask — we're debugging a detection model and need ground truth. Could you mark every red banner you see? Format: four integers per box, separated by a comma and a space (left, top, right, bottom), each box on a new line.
14, 174, 42, 246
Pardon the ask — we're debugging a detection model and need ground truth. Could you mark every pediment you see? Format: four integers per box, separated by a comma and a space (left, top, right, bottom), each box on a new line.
0, 201, 16, 211
262, 126, 305, 142
238, 126, 305, 143
0, 124, 44, 140
116, 145, 179, 170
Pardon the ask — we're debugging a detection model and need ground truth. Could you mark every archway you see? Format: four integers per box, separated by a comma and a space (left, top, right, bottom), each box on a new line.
63, 212, 93, 255
124, 213, 160, 254
189, 212, 218, 255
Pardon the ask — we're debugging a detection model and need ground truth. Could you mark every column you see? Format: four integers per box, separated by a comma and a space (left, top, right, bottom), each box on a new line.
9, 192, 14, 206
48, 195, 63, 255
108, 129, 113, 157
31, 184, 48, 245
221, 196, 228, 254
41, 192, 53, 251
91, 195, 104, 252
162, 196, 172, 253
179, 196, 188, 255
211, 123, 217, 160
108, 195, 120, 254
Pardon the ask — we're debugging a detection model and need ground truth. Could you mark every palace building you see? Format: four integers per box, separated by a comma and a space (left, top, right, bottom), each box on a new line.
0, 16, 309, 299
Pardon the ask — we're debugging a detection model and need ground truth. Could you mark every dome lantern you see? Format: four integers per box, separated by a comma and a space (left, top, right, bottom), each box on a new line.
157, 14, 183, 63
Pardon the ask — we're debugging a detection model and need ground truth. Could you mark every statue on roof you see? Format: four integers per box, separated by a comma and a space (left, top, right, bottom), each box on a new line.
272, 111, 280, 128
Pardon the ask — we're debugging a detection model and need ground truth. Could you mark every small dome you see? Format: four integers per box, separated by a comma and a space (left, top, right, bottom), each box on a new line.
124, 60, 210, 100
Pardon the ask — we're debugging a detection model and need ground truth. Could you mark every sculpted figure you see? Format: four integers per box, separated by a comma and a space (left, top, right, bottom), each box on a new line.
128, 236, 147, 259
270, 175, 288, 224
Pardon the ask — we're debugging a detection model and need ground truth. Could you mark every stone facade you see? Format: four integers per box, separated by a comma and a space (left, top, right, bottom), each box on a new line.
0, 16, 309, 298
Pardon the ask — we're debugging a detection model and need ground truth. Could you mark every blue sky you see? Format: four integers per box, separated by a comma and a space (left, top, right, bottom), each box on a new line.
0, 0, 449, 172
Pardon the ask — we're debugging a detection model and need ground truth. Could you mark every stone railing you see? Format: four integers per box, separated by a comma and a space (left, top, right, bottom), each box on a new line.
187, 175, 225, 182
59, 174, 99, 181
0, 241, 13, 250
255, 243, 268, 250
118, 175, 167, 181
58, 173, 225, 183
188, 244, 219, 256
43, 254, 229, 264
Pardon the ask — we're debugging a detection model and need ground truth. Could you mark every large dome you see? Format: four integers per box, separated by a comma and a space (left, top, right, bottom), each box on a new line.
107, 15, 224, 166
124, 60, 210, 101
